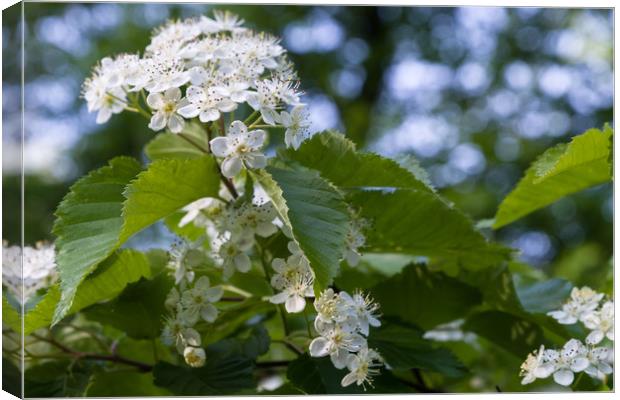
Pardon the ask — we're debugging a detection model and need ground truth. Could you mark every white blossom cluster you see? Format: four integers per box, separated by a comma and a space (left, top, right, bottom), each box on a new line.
520, 287, 614, 386
161, 272, 223, 368
82, 10, 312, 156
2, 241, 57, 304
310, 288, 383, 388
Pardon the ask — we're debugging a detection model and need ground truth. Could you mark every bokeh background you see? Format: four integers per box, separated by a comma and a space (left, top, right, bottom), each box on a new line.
3, 4, 613, 290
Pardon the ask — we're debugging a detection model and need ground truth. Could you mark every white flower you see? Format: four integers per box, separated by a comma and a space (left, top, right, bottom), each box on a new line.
165, 288, 181, 311
180, 276, 223, 325
340, 291, 381, 336
314, 288, 350, 324
341, 347, 383, 388
231, 200, 278, 238
213, 81, 252, 104
519, 345, 555, 385
210, 121, 267, 178
583, 301, 614, 345
179, 197, 220, 228
309, 319, 366, 369
280, 106, 309, 150
545, 339, 590, 386
147, 87, 187, 133
245, 80, 282, 125
184, 346, 207, 368
177, 85, 236, 123
139, 52, 190, 93
344, 219, 368, 267
168, 240, 205, 285
547, 287, 604, 325
83, 76, 126, 124
3, 241, 57, 304
200, 10, 247, 34
270, 272, 314, 313
584, 346, 613, 380
213, 233, 254, 280
161, 314, 202, 353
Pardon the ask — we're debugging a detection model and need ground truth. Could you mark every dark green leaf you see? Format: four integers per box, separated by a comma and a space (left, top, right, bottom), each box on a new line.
514, 277, 573, 314
3, 358, 21, 398
350, 190, 511, 272
371, 263, 482, 330
85, 371, 171, 396
281, 130, 432, 192
153, 344, 255, 395
368, 322, 467, 377
463, 311, 546, 358
287, 353, 413, 394
84, 273, 173, 339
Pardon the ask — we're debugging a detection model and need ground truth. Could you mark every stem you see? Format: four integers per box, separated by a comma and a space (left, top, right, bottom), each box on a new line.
256, 243, 292, 339
220, 284, 251, 298
243, 110, 260, 126
176, 130, 239, 199
248, 115, 264, 129
30, 333, 153, 372
177, 132, 210, 153
303, 308, 313, 338
255, 360, 290, 369
218, 115, 226, 135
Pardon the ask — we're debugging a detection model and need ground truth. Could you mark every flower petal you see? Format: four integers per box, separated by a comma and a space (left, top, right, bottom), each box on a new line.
285, 295, 306, 313
309, 337, 330, 357
221, 156, 243, 178
148, 112, 167, 131
210, 137, 231, 157
168, 113, 185, 133
200, 304, 218, 322
146, 92, 165, 109
553, 369, 574, 386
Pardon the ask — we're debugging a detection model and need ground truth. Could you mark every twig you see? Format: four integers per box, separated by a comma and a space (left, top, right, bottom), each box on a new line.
30, 333, 153, 372
255, 360, 290, 369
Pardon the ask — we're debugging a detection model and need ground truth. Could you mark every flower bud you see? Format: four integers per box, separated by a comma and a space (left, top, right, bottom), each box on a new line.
184, 346, 206, 368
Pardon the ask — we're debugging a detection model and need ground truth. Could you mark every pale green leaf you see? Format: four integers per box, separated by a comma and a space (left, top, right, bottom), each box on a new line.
120, 156, 220, 243
253, 167, 350, 291
494, 126, 613, 229
145, 122, 209, 161
23, 250, 150, 335
52, 157, 142, 324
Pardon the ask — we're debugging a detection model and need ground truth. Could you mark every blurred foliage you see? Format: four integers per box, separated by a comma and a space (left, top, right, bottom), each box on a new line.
1, 3, 613, 394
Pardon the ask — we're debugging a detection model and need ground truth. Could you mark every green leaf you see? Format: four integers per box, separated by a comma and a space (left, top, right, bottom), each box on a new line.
3, 358, 21, 398
281, 130, 432, 192
368, 322, 467, 377
514, 277, 573, 314
145, 122, 210, 161
21, 250, 151, 335
253, 167, 350, 291
52, 157, 141, 325
153, 342, 255, 395
120, 155, 220, 243
84, 273, 174, 339
463, 311, 546, 358
350, 190, 510, 272
2, 296, 21, 334
85, 371, 171, 396
287, 353, 413, 394
53, 156, 220, 324
494, 126, 613, 228
202, 298, 275, 346
371, 264, 482, 330
24, 360, 93, 397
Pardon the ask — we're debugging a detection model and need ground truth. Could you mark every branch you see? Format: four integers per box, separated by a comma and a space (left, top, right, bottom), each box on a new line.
30, 333, 153, 372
